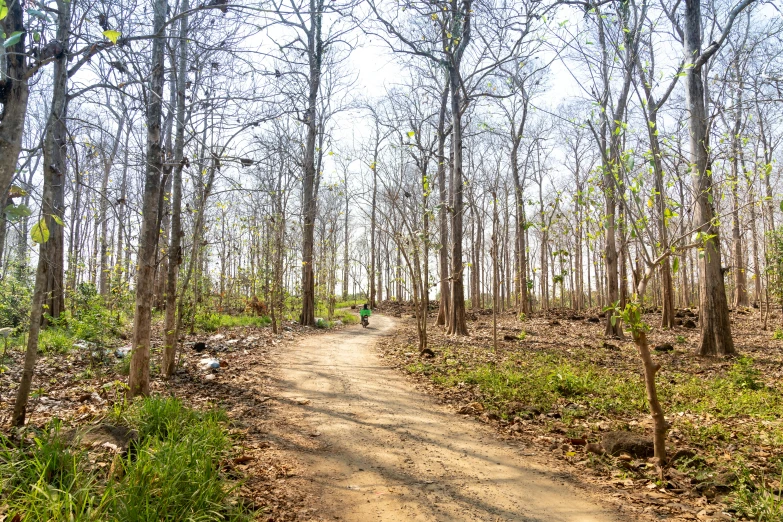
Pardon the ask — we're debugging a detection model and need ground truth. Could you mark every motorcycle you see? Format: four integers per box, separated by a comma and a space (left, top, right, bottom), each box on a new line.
361, 315, 369, 328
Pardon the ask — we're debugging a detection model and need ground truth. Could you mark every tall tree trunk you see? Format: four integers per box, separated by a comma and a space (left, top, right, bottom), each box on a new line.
41, 8, 69, 324
684, 0, 735, 356
12, 0, 70, 425
0, 0, 30, 202
369, 160, 378, 307
162, 1, 189, 377
128, 0, 168, 397
342, 185, 349, 300
436, 80, 451, 326
99, 113, 126, 297
730, 80, 748, 308
446, 65, 468, 335
511, 138, 530, 315
299, 0, 324, 326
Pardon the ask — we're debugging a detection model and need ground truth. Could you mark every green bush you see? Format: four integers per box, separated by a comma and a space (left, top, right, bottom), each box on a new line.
547, 365, 602, 397
69, 283, 122, 344
315, 318, 331, 329
109, 397, 242, 521
732, 462, 783, 521
0, 270, 32, 331
336, 310, 359, 325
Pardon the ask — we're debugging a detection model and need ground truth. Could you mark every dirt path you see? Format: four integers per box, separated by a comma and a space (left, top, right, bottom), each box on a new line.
267, 315, 624, 521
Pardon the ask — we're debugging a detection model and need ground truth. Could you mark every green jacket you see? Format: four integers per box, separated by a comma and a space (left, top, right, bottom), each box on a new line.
360, 308, 371, 318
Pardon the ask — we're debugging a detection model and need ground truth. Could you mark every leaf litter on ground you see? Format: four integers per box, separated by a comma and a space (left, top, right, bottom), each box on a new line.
375, 304, 783, 521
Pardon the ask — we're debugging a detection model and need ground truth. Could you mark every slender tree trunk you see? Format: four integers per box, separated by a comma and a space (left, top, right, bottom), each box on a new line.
299, 0, 324, 326
370, 160, 378, 307
436, 81, 451, 326
162, 2, 189, 377
684, 0, 734, 356
730, 84, 748, 308
446, 66, 468, 335
41, 7, 69, 324
343, 186, 349, 300
12, 0, 71, 423
99, 113, 126, 297
128, 0, 168, 397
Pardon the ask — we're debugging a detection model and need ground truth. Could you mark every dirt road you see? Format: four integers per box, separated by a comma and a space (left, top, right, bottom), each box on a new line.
268, 314, 622, 521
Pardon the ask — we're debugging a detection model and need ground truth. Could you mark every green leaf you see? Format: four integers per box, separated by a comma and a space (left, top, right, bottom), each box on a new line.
51, 214, 63, 226
0, 0, 7, 20
31, 218, 49, 244
672, 257, 679, 274
33, 31, 40, 42
5, 203, 32, 219
3, 31, 23, 48
407, 131, 415, 138
102, 30, 121, 44
27, 8, 47, 19
779, 200, 783, 213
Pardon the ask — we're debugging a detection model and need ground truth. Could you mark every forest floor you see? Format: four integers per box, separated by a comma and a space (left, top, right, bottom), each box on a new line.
1, 305, 781, 521
374, 302, 783, 522
0, 318, 331, 520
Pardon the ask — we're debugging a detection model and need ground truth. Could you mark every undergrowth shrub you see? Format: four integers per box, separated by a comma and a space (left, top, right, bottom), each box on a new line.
0, 270, 32, 331
0, 422, 100, 521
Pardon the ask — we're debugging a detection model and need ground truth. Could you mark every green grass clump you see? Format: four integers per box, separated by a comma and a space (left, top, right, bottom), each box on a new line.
410, 353, 647, 416
195, 313, 271, 332
334, 310, 359, 325
0, 422, 99, 521
315, 318, 332, 329
109, 397, 241, 521
38, 327, 77, 354
732, 462, 783, 521
0, 397, 250, 521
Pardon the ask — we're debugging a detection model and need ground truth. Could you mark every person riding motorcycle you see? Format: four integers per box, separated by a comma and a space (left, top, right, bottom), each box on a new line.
360, 304, 371, 327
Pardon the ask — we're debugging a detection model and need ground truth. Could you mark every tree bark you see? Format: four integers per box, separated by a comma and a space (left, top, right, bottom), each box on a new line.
99, 112, 126, 297
436, 80, 451, 326
128, 0, 168, 397
162, 0, 189, 378
0, 0, 30, 201
683, 0, 735, 356
299, 0, 324, 326
446, 65, 468, 335
40, 3, 69, 324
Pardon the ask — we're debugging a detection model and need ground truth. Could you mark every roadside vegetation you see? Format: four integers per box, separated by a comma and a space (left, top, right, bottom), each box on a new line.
382, 308, 783, 520
0, 397, 249, 521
